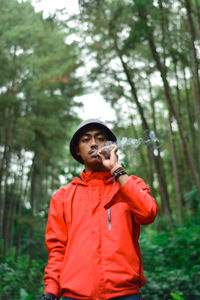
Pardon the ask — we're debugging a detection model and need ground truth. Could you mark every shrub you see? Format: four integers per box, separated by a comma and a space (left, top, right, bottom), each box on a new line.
140, 216, 200, 300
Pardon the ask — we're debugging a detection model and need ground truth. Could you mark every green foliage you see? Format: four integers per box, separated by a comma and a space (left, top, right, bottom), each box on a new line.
140, 216, 200, 299
1, 0, 200, 299
78, 0, 200, 219
184, 186, 200, 211
1, 216, 200, 299
0, 0, 84, 252
170, 292, 184, 300
19, 288, 34, 300
0, 254, 45, 299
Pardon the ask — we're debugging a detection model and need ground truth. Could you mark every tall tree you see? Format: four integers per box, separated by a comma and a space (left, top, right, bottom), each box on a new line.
132, 0, 200, 191
77, 0, 200, 225
184, 0, 200, 122
0, 0, 84, 258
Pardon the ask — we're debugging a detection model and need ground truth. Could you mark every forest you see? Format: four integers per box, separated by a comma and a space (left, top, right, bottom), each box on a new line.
0, 0, 200, 299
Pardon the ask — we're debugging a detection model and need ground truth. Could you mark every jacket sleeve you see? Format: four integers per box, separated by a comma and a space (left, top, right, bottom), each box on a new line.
105, 175, 158, 225
44, 189, 68, 297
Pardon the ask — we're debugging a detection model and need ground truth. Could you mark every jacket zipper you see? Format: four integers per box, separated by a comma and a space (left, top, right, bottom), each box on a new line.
108, 208, 111, 230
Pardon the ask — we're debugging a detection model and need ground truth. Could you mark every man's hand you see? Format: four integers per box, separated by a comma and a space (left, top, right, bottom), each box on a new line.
97, 144, 130, 186
97, 144, 120, 172
40, 293, 58, 300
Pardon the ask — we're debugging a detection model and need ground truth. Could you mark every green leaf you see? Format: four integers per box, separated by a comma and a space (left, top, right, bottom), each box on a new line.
25, 295, 34, 300
19, 288, 28, 299
170, 292, 184, 300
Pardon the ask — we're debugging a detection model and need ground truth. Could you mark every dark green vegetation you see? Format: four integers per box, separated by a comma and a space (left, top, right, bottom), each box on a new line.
1, 216, 200, 300
0, 0, 200, 299
140, 215, 200, 300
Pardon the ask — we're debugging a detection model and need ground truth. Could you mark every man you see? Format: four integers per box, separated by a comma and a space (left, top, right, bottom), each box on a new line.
41, 119, 158, 300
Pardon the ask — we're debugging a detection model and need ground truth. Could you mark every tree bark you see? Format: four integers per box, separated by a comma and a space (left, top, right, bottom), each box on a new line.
129, 115, 155, 195
0, 145, 7, 238
194, 0, 200, 38
182, 64, 196, 149
115, 43, 173, 229
28, 152, 38, 269
3, 160, 21, 255
184, 0, 200, 125
158, 0, 167, 71
1, 152, 11, 256
147, 76, 163, 198
172, 54, 182, 116
0, 144, 11, 257
147, 32, 200, 192
15, 159, 30, 261
168, 113, 184, 224
8, 156, 22, 253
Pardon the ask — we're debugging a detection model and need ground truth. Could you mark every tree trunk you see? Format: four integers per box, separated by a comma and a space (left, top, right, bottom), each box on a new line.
8, 156, 22, 253
0, 145, 7, 242
3, 192, 12, 256
129, 115, 155, 195
168, 113, 184, 224
15, 197, 23, 261
147, 76, 170, 208
194, 0, 200, 38
115, 43, 173, 229
158, 0, 167, 71
184, 0, 200, 125
148, 32, 200, 192
28, 153, 38, 269
1, 152, 11, 256
3, 162, 20, 255
15, 158, 30, 261
182, 64, 197, 153
172, 55, 182, 116
0, 144, 11, 257
147, 75, 162, 156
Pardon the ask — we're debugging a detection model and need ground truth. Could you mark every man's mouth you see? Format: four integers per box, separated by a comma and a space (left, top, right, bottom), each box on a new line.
89, 149, 98, 155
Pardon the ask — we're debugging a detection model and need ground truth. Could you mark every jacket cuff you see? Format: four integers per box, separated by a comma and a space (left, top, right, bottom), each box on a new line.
44, 279, 60, 298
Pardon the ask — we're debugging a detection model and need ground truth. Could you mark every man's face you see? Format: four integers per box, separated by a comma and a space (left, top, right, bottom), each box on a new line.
76, 129, 108, 171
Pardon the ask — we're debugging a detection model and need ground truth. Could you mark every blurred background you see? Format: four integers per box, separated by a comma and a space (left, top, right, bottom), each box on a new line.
0, 0, 200, 299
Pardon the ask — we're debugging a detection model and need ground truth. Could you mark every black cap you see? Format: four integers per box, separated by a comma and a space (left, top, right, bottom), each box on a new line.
70, 119, 117, 164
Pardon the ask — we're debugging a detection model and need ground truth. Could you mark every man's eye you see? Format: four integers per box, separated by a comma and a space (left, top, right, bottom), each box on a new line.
97, 137, 106, 142
82, 138, 89, 142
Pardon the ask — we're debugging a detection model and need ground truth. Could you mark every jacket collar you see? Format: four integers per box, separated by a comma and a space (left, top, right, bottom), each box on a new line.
72, 170, 113, 185
81, 170, 111, 182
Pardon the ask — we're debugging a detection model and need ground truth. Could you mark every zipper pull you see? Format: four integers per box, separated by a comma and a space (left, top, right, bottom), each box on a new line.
108, 208, 111, 230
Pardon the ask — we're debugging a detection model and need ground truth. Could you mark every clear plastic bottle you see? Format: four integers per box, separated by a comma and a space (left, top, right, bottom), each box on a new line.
93, 141, 117, 159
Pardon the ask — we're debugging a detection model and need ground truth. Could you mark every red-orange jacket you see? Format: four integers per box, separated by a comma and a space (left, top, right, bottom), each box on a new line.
44, 171, 158, 299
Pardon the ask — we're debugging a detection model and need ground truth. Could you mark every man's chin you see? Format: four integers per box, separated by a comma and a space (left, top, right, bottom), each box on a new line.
90, 158, 102, 166
84, 158, 107, 172
89, 155, 102, 163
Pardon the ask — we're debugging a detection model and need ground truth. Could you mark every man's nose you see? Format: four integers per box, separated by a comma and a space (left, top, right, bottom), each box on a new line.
90, 137, 98, 147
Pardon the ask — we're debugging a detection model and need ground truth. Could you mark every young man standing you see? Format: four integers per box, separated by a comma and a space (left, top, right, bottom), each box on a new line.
41, 119, 158, 300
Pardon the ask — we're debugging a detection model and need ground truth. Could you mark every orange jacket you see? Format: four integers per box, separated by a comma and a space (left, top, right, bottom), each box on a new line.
44, 171, 158, 299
